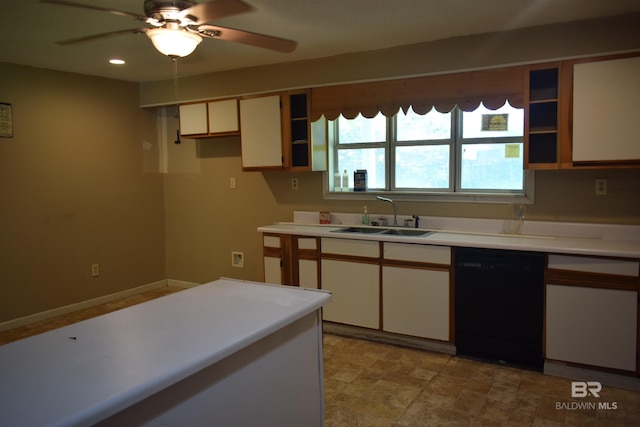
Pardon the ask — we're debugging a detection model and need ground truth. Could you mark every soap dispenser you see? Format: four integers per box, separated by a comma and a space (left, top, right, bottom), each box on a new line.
341, 169, 349, 191
362, 206, 370, 225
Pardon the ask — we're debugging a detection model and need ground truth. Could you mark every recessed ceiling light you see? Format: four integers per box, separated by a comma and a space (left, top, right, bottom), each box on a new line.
109, 59, 126, 65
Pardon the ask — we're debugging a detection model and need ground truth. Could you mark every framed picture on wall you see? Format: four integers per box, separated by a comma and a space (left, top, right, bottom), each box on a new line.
0, 103, 12, 138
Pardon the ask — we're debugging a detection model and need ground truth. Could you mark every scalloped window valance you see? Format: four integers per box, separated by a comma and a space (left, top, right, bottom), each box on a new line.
310, 65, 525, 121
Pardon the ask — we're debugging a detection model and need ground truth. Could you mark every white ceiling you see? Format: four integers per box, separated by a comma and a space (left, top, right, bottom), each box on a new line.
2, 0, 640, 83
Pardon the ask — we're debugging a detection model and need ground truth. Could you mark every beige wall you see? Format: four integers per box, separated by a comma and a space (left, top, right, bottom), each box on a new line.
0, 63, 166, 323
161, 131, 640, 285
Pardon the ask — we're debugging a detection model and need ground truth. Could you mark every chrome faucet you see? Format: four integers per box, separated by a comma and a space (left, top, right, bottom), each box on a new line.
376, 196, 398, 226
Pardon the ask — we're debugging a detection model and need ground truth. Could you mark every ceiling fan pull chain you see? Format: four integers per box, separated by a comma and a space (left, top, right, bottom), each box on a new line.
173, 57, 180, 117
173, 56, 181, 144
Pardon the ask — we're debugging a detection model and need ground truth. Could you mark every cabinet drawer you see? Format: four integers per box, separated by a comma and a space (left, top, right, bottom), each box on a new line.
321, 238, 379, 258
263, 235, 281, 248
384, 242, 450, 265
297, 237, 317, 250
548, 255, 639, 277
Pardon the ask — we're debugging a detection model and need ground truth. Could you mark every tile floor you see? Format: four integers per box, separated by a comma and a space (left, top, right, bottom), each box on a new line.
1, 286, 639, 426
323, 334, 640, 426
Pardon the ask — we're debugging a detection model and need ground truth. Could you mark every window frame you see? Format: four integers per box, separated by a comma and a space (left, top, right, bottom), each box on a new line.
325, 106, 535, 204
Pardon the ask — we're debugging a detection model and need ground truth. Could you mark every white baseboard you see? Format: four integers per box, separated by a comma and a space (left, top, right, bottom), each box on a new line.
0, 280, 169, 332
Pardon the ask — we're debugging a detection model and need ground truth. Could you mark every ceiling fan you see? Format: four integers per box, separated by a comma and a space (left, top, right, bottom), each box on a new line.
41, 0, 297, 57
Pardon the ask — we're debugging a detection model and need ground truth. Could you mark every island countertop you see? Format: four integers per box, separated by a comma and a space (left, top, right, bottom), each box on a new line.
0, 279, 331, 427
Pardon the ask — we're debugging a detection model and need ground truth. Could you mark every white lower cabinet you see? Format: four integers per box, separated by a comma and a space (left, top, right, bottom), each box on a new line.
321, 259, 379, 329
546, 284, 637, 371
382, 266, 449, 341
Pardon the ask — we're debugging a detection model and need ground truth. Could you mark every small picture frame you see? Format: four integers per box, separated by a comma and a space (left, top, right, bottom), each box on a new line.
0, 103, 13, 138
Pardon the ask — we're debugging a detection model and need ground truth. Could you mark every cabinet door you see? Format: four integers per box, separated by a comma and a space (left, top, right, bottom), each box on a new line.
240, 95, 283, 169
298, 259, 318, 289
179, 103, 208, 135
383, 266, 449, 341
573, 56, 640, 162
207, 99, 239, 134
321, 259, 379, 329
546, 284, 637, 371
264, 256, 282, 285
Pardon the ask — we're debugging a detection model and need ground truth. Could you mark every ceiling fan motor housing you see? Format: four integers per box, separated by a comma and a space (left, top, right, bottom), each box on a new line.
144, 0, 196, 20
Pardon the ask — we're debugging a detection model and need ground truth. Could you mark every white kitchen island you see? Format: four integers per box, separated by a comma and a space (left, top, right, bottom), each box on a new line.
0, 278, 330, 427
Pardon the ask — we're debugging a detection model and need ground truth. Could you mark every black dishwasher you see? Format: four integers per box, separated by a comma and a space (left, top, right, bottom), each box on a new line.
454, 247, 545, 371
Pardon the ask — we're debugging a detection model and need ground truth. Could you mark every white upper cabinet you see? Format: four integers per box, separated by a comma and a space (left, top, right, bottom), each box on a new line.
179, 99, 239, 137
207, 99, 239, 134
573, 56, 640, 162
179, 103, 208, 135
240, 95, 283, 169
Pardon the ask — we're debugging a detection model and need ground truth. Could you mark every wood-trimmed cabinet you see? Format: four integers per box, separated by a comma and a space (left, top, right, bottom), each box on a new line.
262, 233, 320, 288
525, 53, 640, 170
262, 231, 639, 373
524, 63, 565, 169
240, 91, 327, 171
263, 235, 453, 340
179, 99, 239, 137
545, 254, 639, 373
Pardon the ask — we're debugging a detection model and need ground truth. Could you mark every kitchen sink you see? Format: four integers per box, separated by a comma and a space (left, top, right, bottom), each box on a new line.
332, 227, 387, 234
382, 228, 432, 237
332, 227, 433, 237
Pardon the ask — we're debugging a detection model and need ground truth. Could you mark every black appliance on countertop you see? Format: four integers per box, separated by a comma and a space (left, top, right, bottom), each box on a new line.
454, 247, 545, 371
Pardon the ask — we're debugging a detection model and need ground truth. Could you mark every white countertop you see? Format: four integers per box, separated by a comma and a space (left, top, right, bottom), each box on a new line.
0, 279, 331, 427
258, 223, 640, 258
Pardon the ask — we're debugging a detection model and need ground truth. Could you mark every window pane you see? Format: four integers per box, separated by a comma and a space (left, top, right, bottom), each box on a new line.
338, 113, 386, 144
395, 145, 450, 189
460, 143, 524, 190
397, 107, 451, 141
462, 102, 524, 139
338, 148, 386, 189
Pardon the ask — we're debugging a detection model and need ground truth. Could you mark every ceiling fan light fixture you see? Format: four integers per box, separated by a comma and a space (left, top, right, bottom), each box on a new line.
147, 27, 202, 57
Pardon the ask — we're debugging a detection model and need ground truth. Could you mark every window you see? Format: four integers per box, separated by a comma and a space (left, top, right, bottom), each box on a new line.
329, 102, 530, 200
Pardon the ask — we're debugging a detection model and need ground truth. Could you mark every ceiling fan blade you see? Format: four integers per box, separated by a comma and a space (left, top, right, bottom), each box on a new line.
40, 0, 147, 22
197, 25, 297, 53
181, 0, 253, 24
56, 28, 149, 45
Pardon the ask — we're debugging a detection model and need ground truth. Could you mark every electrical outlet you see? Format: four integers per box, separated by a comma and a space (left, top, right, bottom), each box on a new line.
231, 251, 244, 268
291, 178, 299, 190
91, 264, 100, 277
230, 177, 237, 189
595, 178, 607, 196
